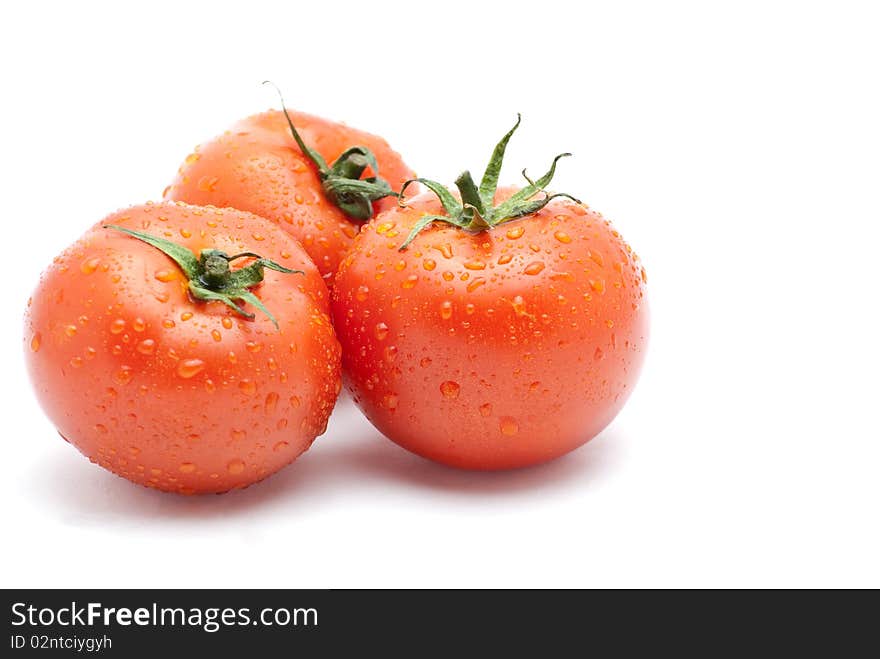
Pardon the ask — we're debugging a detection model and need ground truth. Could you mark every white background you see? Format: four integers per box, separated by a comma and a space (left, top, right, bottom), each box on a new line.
2, 1, 878, 588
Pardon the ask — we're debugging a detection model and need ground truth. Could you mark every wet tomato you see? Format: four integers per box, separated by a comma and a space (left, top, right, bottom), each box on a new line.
24, 202, 341, 493
331, 118, 648, 469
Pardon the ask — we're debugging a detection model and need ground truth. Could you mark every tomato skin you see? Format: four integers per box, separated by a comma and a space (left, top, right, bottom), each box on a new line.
331, 189, 648, 469
24, 202, 341, 494
164, 109, 415, 282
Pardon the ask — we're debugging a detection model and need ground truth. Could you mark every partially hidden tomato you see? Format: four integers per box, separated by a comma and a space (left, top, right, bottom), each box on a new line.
165, 89, 415, 282
24, 202, 341, 494
331, 117, 648, 470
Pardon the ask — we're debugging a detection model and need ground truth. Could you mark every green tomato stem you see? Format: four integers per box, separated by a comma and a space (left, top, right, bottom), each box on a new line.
104, 225, 302, 329
262, 81, 397, 222
397, 115, 582, 250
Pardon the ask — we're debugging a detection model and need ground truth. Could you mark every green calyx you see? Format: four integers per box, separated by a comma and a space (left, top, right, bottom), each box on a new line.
397, 114, 581, 250
263, 81, 396, 221
105, 225, 302, 329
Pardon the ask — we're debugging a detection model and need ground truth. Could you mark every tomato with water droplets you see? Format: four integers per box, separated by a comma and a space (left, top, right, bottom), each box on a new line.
24, 202, 342, 494
332, 185, 648, 469
334, 116, 648, 469
165, 106, 414, 282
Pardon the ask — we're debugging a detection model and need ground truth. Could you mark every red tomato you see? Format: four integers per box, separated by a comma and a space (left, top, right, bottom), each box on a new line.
331, 118, 648, 469
165, 106, 415, 282
24, 202, 341, 494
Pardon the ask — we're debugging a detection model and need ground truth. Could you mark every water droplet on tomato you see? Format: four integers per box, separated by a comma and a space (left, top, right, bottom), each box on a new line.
80, 257, 100, 274
198, 175, 219, 192
110, 319, 126, 334
554, 231, 572, 244
479, 403, 492, 417
179, 462, 196, 473
401, 274, 419, 289
227, 459, 245, 475
500, 417, 519, 436
211, 329, 222, 342
136, 339, 156, 355
440, 381, 460, 399
221, 317, 234, 330
273, 441, 289, 453
524, 261, 546, 276
374, 322, 389, 341
115, 366, 133, 385
238, 379, 256, 395
464, 259, 486, 271
245, 341, 262, 353
154, 269, 177, 282
384, 345, 398, 362
30, 333, 42, 352
355, 285, 370, 301
512, 296, 529, 316
440, 301, 453, 320
264, 392, 279, 414
177, 359, 205, 379
383, 393, 399, 410
506, 226, 524, 240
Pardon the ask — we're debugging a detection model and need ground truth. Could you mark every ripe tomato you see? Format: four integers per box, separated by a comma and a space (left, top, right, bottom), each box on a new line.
24, 202, 341, 494
164, 101, 415, 282
331, 118, 648, 469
